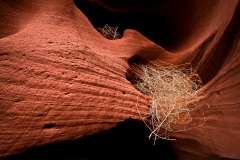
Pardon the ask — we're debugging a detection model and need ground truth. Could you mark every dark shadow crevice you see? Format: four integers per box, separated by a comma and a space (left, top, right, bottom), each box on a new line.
2, 119, 178, 160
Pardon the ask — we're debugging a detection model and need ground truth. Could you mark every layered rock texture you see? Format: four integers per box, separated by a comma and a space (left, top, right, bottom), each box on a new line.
0, 0, 240, 159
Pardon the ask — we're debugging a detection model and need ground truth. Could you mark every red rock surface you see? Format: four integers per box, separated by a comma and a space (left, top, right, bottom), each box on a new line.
0, 0, 240, 159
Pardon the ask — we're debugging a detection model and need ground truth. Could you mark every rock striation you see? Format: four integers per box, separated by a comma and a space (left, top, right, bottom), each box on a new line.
0, 0, 240, 159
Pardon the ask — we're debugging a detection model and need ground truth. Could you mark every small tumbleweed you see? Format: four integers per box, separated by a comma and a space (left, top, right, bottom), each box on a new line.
133, 61, 209, 144
96, 24, 122, 40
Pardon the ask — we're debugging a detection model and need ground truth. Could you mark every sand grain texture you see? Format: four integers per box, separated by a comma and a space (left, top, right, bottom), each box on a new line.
0, 0, 240, 159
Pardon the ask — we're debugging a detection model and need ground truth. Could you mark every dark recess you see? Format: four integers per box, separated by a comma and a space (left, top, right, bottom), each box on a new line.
73, 0, 172, 48
2, 119, 178, 160
42, 123, 57, 129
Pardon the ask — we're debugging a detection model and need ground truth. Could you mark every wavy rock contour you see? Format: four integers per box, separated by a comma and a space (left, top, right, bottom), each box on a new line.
0, 0, 240, 159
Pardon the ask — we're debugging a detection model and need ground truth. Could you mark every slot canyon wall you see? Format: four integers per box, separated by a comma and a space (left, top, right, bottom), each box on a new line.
0, 0, 240, 159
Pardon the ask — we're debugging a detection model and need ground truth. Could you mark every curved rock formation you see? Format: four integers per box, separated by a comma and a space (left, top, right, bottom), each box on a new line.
0, 0, 240, 159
